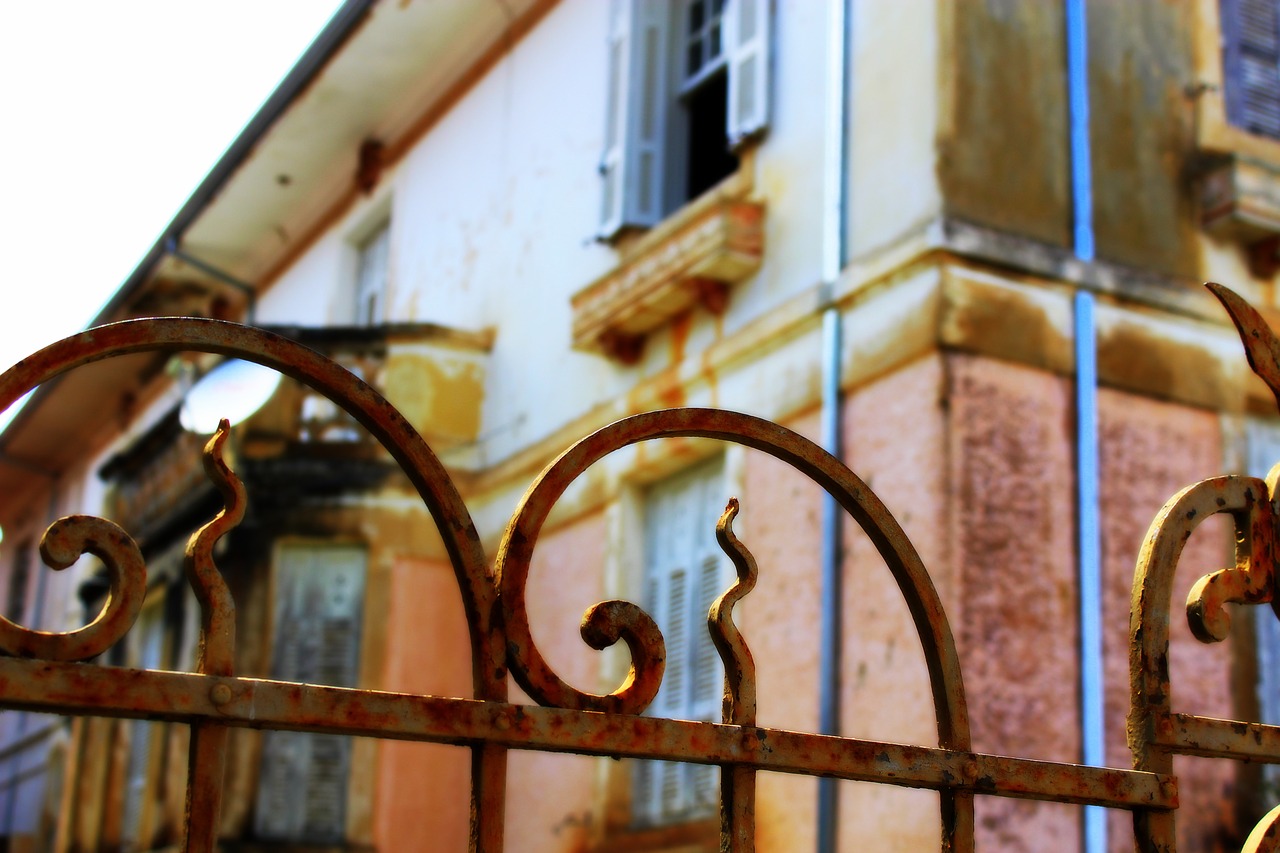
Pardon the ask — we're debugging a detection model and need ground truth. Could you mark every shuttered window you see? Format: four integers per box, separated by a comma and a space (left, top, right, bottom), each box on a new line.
121, 599, 169, 852
1222, 0, 1280, 138
354, 221, 390, 326
4, 542, 31, 625
255, 546, 366, 844
633, 458, 730, 826
600, 0, 770, 238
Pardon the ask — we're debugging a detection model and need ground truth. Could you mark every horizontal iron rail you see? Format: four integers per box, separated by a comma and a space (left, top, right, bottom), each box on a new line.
0, 658, 1173, 811
1157, 713, 1280, 763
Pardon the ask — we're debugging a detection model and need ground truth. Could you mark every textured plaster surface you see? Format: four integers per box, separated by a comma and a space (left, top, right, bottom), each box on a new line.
740, 408, 823, 851
1097, 389, 1235, 852
506, 512, 606, 852
839, 355, 949, 848
1087, 0, 1199, 278
940, 0, 1071, 248
946, 354, 1081, 852
376, 556, 471, 852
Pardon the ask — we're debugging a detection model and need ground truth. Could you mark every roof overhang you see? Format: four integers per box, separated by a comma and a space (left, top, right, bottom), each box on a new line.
0, 0, 550, 518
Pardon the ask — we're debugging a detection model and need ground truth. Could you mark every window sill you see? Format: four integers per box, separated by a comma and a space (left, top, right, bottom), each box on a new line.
573, 176, 765, 364
588, 817, 719, 853
1201, 154, 1280, 276
1189, 33, 1280, 276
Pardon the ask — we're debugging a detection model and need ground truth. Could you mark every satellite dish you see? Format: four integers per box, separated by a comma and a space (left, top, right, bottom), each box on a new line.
180, 359, 282, 434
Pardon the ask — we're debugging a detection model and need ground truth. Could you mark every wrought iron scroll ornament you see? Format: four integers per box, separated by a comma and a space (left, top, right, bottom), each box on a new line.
0, 284, 1277, 851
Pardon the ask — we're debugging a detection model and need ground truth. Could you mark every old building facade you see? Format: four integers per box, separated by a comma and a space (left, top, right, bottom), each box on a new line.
1, 1, 1279, 851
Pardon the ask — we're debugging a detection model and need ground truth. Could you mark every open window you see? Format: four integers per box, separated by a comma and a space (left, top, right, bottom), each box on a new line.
600, 0, 770, 238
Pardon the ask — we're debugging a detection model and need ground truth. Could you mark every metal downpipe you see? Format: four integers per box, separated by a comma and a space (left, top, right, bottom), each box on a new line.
817, 0, 850, 849
1066, 1, 1105, 851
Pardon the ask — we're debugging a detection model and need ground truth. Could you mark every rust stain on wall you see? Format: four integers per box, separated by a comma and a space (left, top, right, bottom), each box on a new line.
939, 0, 1071, 248
946, 353, 1080, 853
1087, 0, 1199, 278
381, 353, 484, 442
1096, 321, 1233, 412
941, 273, 1071, 374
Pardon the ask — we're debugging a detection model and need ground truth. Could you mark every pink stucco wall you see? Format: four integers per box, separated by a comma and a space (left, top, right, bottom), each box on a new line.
946, 353, 1082, 851
376, 556, 472, 852
1097, 387, 1235, 851
374, 352, 1240, 851
502, 511, 606, 853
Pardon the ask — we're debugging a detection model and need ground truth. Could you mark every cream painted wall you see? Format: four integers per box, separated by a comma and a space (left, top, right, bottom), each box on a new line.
249, 0, 910, 473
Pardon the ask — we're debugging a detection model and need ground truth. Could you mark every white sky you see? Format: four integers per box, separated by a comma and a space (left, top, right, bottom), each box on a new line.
0, 1, 345, 373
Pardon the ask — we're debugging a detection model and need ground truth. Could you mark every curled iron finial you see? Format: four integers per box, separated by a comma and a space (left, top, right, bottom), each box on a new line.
710, 498, 757, 726
0, 515, 146, 661
184, 419, 243, 676
1208, 282, 1280, 413
1184, 475, 1275, 642
1181, 285, 1280, 642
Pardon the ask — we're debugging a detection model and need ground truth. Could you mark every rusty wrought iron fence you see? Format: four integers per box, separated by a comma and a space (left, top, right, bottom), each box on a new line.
4, 283, 1280, 852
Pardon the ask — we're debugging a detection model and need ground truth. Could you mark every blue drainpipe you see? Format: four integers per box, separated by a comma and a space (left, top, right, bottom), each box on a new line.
1066, 2, 1106, 852
816, 0, 850, 850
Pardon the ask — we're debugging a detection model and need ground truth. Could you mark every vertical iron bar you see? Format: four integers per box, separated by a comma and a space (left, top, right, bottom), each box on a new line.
182, 723, 229, 853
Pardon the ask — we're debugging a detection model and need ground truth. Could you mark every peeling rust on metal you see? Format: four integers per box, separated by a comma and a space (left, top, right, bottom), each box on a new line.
2, 285, 1280, 850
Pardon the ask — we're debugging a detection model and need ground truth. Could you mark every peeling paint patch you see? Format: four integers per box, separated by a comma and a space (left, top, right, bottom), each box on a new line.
382, 352, 485, 442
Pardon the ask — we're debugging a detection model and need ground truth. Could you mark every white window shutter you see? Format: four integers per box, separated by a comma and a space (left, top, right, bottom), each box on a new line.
121, 605, 167, 850
633, 458, 726, 825
725, 0, 771, 146
256, 546, 366, 844
600, 0, 669, 238
354, 222, 390, 326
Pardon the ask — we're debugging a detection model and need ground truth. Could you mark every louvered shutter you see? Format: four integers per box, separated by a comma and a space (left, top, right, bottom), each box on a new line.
725, 0, 771, 146
256, 546, 366, 844
634, 458, 728, 825
354, 222, 390, 325
1223, 0, 1280, 138
122, 604, 167, 851
599, 0, 670, 238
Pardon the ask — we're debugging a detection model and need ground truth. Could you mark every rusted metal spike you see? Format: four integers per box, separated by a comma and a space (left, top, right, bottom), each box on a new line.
710, 498, 757, 852
710, 498, 757, 727
1208, 282, 1280, 413
180, 419, 243, 853
185, 418, 241, 677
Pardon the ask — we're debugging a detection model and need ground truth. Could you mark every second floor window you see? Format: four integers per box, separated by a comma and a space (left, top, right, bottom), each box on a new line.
599, 0, 770, 238
354, 221, 390, 326
1222, 0, 1280, 137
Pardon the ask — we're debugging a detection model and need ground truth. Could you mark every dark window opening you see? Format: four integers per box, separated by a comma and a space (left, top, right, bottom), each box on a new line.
5, 543, 31, 625
682, 69, 738, 201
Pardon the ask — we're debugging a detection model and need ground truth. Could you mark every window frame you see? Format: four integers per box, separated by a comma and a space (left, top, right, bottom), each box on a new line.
599, 0, 771, 239
353, 219, 391, 327
254, 542, 368, 845
1193, 0, 1280, 160
1220, 0, 1280, 139
119, 588, 175, 853
632, 455, 734, 829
